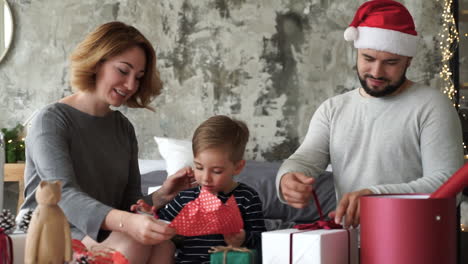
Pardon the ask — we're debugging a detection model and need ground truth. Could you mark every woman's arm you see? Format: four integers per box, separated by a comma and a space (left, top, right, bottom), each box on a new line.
27, 108, 113, 241
102, 209, 175, 245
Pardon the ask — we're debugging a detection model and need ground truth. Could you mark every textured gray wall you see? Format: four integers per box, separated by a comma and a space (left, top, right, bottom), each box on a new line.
0, 0, 444, 161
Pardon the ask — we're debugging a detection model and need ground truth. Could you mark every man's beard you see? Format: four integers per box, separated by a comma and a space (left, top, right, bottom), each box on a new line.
358, 67, 407, 97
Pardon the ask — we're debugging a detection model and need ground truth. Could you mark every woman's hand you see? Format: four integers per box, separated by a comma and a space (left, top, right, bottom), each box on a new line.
152, 166, 197, 208
123, 213, 175, 245
223, 229, 245, 247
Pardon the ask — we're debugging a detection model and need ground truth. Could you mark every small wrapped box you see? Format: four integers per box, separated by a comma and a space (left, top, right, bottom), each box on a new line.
262, 228, 358, 264
10, 231, 26, 264
210, 246, 256, 264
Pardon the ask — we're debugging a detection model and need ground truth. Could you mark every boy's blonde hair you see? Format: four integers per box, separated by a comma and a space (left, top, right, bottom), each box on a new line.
192, 115, 249, 162
70, 21, 162, 110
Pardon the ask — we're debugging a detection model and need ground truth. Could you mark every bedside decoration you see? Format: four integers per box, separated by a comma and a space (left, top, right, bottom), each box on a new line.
440, 0, 459, 104
25, 181, 72, 264
17, 209, 33, 232
1, 124, 25, 164
0, 0, 13, 64
0, 209, 15, 235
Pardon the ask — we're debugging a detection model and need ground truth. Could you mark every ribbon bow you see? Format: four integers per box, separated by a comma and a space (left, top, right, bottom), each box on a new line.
209, 245, 253, 264
0, 228, 13, 264
293, 189, 342, 230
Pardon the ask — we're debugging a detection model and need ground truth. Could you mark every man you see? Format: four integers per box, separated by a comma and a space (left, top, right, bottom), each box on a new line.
276, 0, 464, 228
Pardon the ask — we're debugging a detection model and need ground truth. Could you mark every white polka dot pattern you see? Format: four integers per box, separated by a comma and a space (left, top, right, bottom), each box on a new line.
169, 188, 244, 236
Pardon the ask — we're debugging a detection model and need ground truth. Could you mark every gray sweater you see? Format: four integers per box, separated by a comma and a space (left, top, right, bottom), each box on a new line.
276, 83, 464, 202
21, 103, 143, 241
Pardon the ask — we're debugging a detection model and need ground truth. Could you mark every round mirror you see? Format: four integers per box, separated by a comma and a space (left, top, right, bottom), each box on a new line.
0, 0, 13, 63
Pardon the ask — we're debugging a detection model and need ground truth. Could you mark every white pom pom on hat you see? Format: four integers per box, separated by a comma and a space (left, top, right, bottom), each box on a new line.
344, 26, 358, 41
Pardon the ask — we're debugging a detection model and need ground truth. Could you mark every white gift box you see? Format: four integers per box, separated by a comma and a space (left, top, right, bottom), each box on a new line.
262, 228, 358, 264
10, 231, 26, 264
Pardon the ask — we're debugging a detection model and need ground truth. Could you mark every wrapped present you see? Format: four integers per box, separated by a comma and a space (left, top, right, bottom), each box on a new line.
262, 190, 357, 263
10, 231, 26, 264
169, 188, 244, 236
209, 246, 256, 264
262, 227, 358, 264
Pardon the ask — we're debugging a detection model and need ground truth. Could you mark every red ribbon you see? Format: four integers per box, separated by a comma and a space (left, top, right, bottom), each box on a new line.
294, 219, 342, 230
0, 228, 13, 264
288, 190, 350, 264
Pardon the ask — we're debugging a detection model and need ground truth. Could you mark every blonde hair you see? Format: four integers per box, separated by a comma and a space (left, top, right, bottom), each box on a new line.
192, 115, 249, 162
70, 21, 162, 109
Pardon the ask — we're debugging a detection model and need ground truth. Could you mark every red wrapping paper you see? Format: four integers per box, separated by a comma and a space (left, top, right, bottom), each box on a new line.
430, 162, 468, 199
72, 239, 128, 264
169, 188, 244, 236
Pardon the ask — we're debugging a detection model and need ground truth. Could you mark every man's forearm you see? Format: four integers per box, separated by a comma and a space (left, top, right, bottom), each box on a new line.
152, 190, 171, 210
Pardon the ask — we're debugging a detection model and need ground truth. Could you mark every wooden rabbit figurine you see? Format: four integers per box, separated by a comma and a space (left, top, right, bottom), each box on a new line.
25, 180, 72, 264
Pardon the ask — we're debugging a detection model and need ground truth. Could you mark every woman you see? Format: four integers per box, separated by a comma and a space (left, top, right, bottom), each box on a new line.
20, 21, 195, 263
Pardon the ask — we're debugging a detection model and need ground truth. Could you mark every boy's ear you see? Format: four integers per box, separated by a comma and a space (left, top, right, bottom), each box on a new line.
233, 159, 246, 175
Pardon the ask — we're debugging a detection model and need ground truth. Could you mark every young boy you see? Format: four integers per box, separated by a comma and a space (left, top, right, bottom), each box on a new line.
153, 115, 266, 263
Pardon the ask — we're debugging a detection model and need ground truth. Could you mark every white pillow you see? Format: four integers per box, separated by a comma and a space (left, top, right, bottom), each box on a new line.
138, 159, 167, 174
154, 136, 193, 176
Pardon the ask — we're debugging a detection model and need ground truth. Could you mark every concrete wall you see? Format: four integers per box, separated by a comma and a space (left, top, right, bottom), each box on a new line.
0, 0, 444, 160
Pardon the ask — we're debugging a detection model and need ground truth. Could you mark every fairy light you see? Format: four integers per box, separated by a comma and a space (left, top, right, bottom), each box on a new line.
438, 0, 459, 103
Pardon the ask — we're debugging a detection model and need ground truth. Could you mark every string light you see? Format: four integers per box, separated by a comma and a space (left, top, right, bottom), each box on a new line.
438, 0, 459, 102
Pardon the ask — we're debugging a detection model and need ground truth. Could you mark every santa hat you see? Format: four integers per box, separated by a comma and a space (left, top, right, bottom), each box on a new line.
344, 0, 418, 57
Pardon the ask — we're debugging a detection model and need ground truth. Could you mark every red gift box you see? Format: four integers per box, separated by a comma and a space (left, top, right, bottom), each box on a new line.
361, 194, 456, 264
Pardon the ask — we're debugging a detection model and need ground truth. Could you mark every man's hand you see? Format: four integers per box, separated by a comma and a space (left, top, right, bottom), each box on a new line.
329, 188, 373, 228
223, 229, 245, 247
152, 166, 197, 209
280, 172, 315, 208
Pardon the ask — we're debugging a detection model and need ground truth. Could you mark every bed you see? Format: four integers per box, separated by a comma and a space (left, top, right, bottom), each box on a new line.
139, 159, 337, 230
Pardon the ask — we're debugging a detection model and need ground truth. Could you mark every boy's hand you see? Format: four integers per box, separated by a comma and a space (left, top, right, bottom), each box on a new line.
153, 167, 198, 209
223, 229, 245, 247
130, 199, 156, 216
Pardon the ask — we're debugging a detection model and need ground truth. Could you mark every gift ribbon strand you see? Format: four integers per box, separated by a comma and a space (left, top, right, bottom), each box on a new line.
289, 190, 351, 264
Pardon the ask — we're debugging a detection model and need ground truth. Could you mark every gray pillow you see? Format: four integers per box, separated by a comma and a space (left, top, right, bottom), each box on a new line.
235, 161, 336, 223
